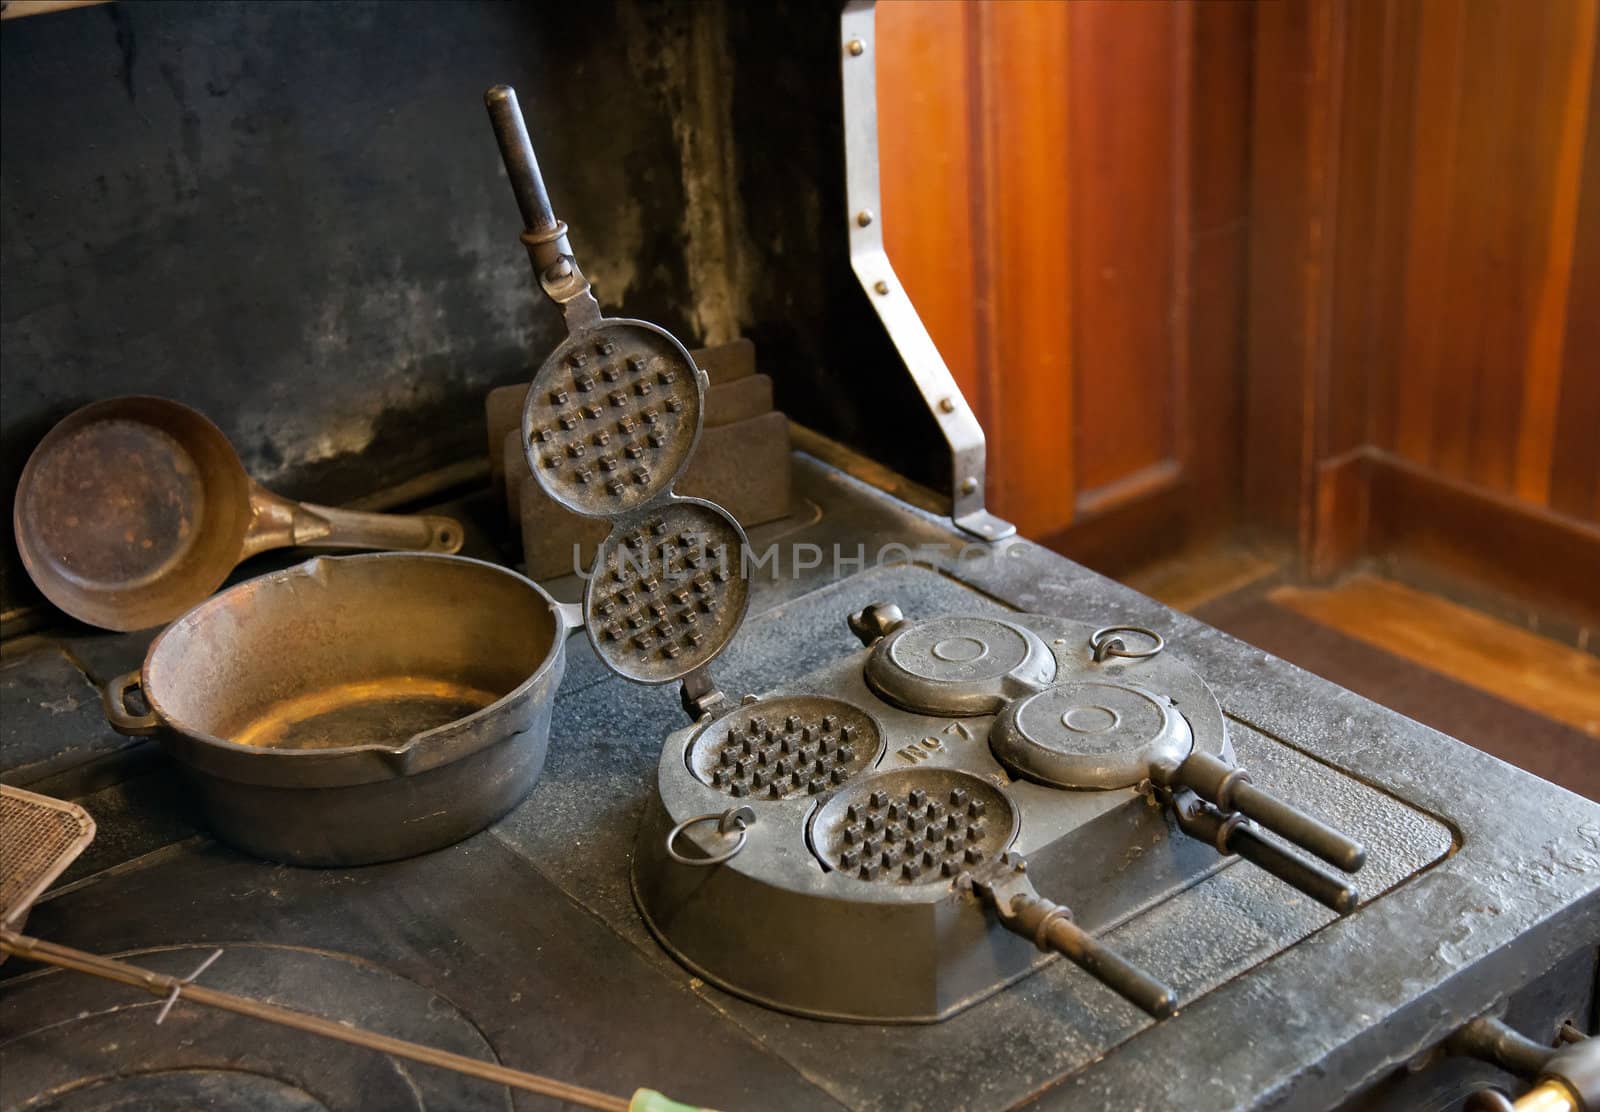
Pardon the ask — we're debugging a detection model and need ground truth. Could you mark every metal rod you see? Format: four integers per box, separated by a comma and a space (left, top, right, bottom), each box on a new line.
1222, 820, 1360, 914
0, 929, 632, 1112
994, 890, 1178, 1019
1227, 779, 1367, 874
484, 85, 558, 236
1036, 911, 1179, 1020
1169, 790, 1359, 913
1175, 751, 1366, 873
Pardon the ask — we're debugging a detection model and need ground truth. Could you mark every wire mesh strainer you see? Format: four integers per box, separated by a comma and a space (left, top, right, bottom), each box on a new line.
1, 785, 95, 930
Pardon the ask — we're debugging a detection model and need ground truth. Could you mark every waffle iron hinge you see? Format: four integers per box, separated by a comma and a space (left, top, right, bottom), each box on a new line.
839, 2, 1015, 544
679, 667, 728, 722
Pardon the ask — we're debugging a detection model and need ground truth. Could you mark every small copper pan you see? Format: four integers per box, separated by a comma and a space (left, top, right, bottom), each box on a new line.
13, 396, 464, 631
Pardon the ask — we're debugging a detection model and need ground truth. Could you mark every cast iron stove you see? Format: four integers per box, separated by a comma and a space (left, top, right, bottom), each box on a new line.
2, 18, 1597, 1106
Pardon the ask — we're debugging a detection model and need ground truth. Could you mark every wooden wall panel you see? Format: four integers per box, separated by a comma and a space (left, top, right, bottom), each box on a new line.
1248, 0, 1600, 600
875, 3, 983, 418
1067, 1, 1182, 501
877, 1, 1250, 560
973, 0, 1076, 540
879, 0, 1596, 602
1374, 0, 1599, 519
1551, 29, 1600, 521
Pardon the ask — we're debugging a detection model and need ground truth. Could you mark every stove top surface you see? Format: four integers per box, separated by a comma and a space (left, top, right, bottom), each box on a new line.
3, 455, 1597, 1111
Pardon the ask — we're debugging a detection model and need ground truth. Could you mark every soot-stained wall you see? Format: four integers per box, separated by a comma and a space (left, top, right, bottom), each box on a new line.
0, 0, 943, 618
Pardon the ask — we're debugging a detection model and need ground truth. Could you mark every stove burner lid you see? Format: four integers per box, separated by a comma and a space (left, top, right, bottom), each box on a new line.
864, 614, 1057, 715
989, 680, 1193, 790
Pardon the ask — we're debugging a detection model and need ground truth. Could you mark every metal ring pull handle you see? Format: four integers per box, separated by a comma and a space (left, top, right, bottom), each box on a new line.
1090, 626, 1165, 663
665, 806, 755, 867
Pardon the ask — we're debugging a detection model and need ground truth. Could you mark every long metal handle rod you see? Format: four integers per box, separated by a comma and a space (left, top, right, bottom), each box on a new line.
484, 86, 558, 237
0, 929, 631, 1112
484, 84, 570, 276
994, 892, 1177, 1019
1032, 907, 1179, 1020
1175, 751, 1367, 873
1220, 817, 1360, 914
1169, 790, 1360, 913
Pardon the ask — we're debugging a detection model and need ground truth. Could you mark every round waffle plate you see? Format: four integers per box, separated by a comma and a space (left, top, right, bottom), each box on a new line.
864, 614, 1057, 716
687, 695, 883, 801
584, 498, 749, 684
989, 680, 1193, 790
522, 320, 702, 516
810, 768, 1017, 885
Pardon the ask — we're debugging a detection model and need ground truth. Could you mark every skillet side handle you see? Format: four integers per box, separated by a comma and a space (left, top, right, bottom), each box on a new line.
103, 671, 160, 736
557, 601, 585, 638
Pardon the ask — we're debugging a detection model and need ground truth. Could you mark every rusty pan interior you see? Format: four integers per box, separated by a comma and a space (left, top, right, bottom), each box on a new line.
143, 553, 562, 755
13, 396, 255, 632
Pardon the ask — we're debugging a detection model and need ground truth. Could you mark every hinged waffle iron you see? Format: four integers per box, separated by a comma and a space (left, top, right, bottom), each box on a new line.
484, 83, 1366, 1029
633, 605, 1368, 1023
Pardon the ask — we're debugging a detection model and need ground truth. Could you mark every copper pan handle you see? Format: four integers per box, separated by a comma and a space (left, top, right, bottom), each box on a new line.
242, 487, 464, 559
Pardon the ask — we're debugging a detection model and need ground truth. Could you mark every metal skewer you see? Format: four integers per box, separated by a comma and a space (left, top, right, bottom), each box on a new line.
0, 928, 658, 1112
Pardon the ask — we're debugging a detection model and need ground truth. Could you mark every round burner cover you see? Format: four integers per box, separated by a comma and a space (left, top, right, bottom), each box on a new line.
988, 680, 1193, 789
864, 614, 1056, 716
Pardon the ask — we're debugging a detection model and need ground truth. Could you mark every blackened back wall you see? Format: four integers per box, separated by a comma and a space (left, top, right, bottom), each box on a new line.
0, 0, 943, 618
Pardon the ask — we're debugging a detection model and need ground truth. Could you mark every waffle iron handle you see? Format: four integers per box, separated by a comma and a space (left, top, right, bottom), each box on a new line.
483, 84, 599, 327
1168, 789, 1360, 914
1163, 750, 1367, 874
971, 857, 1177, 1020
1010, 895, 1178, 1019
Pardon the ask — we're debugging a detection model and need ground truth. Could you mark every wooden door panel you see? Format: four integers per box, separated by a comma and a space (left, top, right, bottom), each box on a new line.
877, 0, 1234, 554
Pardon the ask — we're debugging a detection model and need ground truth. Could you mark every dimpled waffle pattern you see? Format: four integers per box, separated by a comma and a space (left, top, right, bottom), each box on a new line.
813, 770, 1015, 886
588, 501, 749, 682
1, 786, 94, 926
524, 324, 700, 515
689, 696, 881, 800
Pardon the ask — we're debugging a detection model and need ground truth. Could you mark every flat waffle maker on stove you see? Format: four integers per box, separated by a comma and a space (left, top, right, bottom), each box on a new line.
633, 606, 1369, 1023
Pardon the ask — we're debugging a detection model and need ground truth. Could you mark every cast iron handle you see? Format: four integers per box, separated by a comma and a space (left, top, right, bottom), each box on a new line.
1006, 893, 1178, 1019
484, 84, 563, 255
970, 855, 1178, 1020
103, 671, 160, 736
848, 602, 906, 646
1168, 789, 1360, 913
1160, 750, 1367, 874
483, 84, 598, 324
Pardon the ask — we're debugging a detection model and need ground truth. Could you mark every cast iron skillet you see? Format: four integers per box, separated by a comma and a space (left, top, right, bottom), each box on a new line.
13, 396, 463, 631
